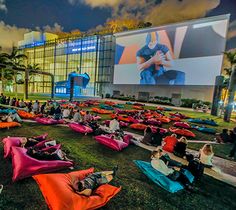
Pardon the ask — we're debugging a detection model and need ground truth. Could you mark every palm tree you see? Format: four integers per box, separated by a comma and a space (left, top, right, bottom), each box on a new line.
27, 63, 41, 93
223, 50, 236, 122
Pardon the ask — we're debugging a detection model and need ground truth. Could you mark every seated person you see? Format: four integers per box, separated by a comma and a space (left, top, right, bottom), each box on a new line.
62, 106, 70, 119
151, 128, 163, 146
83, 111, 92, 123
215, 129, 231, 143
151, 149, 193, 190
26, 147, 72, 161
20, 134, 50, 148
109, 117, 120, 132
141, 126, 153, 145
71, 166, 118, 196
54, 106, 62, 120
173, 136, 188, 158
199, 144, 214, 168
73, 109, 82, 122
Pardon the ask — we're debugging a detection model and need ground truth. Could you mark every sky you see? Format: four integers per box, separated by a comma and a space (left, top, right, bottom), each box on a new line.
0, 0, 235, 51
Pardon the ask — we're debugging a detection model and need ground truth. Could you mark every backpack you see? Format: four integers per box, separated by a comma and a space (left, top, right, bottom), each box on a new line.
187, 159, 204, 181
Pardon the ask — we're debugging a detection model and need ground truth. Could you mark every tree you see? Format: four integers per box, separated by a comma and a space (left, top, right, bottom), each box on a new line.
27, 63, 41, 93
223, 50, 236, 122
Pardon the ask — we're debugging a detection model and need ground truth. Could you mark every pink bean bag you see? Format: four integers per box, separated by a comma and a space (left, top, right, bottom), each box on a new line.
173, 122, 191, 129
151, 127, 168, 134
144, 119, 162, 126
104, 120, 129, 128
2, 137, 22, 158
35, 117, 64, 125
11, 146, 73, 182
92, 116, 102, 121
94, 135, 130, 151
69, 123, 93, 134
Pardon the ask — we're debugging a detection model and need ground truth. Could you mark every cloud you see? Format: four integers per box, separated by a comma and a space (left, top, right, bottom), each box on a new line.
73, 0, 221, 26
42, 22, 64, 33
0, 21, 29, 52
228, 20, 236, 40
0, 0, 7, 12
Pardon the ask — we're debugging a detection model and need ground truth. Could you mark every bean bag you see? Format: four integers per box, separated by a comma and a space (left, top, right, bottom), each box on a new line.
33, 168, 121, 210
169, 116, 181, 122
191, 125, 216, 134
11, 146, 73, 181
94, 135, 129, 151
162, 136, 178, 153
133, 105, 144, 110
144, 119, 162, 126
2, 137, 22, 158
104, 120, 129, 128
0, 108, 16, 114
134, 160, 184, 193
126, 101, 133, 105
92, 115, 102, 121
169, 127, 196, 138
173, 122, 191, 129
115, 109, 126, 114
156, 106, 165, 111
99, 104, 114, 110
152, 127, 168, 134
17, 110, 41, 119
169, 113, 189, 119
92, 108, 112, 114
157, 117, 171, 123
188, 118, 203, 124
0, 122, 21, 129
133, 103, 145, 106
188, 118, 218, 126
104, 101, 116, 106
69, 123, 93, 134
114, 104, 124, 109
35, 117, 64, 125
130, 123, 147, 130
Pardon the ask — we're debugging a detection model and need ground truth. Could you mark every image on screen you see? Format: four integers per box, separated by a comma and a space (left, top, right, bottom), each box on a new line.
114, 17, 229, 85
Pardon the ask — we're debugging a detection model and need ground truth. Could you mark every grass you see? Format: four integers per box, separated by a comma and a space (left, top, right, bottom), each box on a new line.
0, 122, 236, 210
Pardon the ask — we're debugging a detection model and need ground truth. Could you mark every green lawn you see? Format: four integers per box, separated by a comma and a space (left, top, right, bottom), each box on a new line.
0, 123, 236, 210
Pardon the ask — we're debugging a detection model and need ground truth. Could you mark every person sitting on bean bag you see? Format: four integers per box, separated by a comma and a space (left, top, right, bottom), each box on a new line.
109, 117, 120, 132
215, 129, 231, 143
20, 135, 49, 148
71, 166, 119, 196
26, 147, 72, 162
173, 136, 188, 158
199, 144, 214, 168
151, 127, 163, 146
141, 126, 153, 145
151, 149, 194, 191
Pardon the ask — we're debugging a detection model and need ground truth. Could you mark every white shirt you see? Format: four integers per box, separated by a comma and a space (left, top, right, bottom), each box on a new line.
151, 158, 174, 176
73, 112, 81, 122
199, 149, 213, 166
63, 109, 70, 118
109, 119, 120, 132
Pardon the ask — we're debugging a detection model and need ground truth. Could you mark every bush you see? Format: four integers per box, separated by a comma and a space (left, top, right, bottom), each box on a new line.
181, 98, 211, 108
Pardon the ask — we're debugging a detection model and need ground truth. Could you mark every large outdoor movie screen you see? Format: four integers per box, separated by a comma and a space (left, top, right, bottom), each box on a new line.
114, 16, 229, 85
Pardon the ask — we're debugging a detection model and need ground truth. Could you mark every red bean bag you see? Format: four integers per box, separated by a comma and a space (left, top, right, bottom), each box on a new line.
169, 127, 196, 138
162, 136, 178, 153
33, 168, 121, 210
157, 117, 171, 123
94, 135, 129, 151
69, 123, 93, 134
17, 110, 42, 119
35, 117, 64, 125
11, 146, 73, 182
133, 105, 144, 110
0, 122, 21, 129
130, 123, 147, 130
173, 122, 191, 129
169, 116, 181, 122
2, 137, 22, 158
151, 127, 168, 134
105, 101, 116, 106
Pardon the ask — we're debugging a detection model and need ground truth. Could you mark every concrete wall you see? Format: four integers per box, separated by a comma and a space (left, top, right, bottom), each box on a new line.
102, 84, 214, 102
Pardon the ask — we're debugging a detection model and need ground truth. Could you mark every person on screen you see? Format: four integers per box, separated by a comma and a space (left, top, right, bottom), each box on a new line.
136, 31, 185, 85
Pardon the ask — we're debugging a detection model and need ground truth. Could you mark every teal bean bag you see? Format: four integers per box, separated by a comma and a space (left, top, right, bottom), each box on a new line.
126, 102, 133, 105
191, 125, 216, 134
188, 118, 203, 124
99, 104, 114, 110
0, 109, 16, 114
134, 160, 184, 193
114, 104, 124, 108
188, 118, 218, 126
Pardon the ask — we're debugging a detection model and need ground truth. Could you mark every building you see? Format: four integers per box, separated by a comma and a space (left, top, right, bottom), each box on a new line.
18, 14, 230, 102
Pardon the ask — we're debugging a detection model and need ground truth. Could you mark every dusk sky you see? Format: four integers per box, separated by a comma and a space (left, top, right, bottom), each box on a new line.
0, 0, 235, 51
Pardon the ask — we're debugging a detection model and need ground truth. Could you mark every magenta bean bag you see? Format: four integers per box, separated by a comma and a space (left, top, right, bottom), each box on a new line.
11, 146, 73, 182
173, 122, 191, 129
92, 116, 101, 121
94, 135, 129, 151
104, 120, 129, 128
2, 137, 22, 158
69, 123, 93, 134
151, 127, 168, 134
35, 117, 64, 125
144, 119, 162, 126
128, 116, 143, 123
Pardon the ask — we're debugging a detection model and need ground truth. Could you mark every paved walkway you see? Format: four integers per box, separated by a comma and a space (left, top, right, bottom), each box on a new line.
125, 131, 236, 187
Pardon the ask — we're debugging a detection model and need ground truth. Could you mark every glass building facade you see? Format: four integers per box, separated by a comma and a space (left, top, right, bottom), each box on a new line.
19, 34, 115, 96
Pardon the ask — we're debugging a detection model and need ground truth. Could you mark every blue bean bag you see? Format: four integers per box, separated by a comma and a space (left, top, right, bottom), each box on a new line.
99, 104, 114, 110
188, 119, 218, 126
114, 104, 124, 108
188, 119, 203, 124
134, 160, 184, 193
126, 102, 133, 105
191, 125, 216, 134
0, 109, 16, 114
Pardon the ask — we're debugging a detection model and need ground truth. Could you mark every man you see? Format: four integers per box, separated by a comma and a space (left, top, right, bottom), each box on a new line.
136, 31, 185, 85
109, 117, 120, 132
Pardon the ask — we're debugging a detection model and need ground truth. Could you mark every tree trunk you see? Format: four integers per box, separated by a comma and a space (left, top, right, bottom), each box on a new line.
224, 66, 236, 122
1, 68, 4, 93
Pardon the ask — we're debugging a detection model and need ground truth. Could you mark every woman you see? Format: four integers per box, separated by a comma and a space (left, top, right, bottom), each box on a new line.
199, 144, 214, 168
215, 129, 230, 143
71, 166, 118, 196
54, 106, 62, 120
151, 149, 193, 190
73, 109, 82, 122
173, 136, 188, 158
141, 126, 153, 145
62, 106, 70, 119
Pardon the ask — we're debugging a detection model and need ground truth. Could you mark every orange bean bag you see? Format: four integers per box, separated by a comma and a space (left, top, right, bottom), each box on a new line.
162, 136, 178, 153
17, 110, 38, 119
33, 168, 121, 210
130, 123, 147, 130
92, 108, 112, 114
0, 122, 21, 129
169, 127, 196, 138
105, 101, 116, 106
157, 117, 171, 123
132, 105, 144, 110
